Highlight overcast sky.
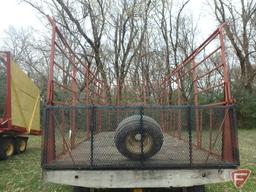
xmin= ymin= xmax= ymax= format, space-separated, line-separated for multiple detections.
xmin=0 ymin=0 xmax=218 ymax=45
xmin=0 ymin=0 xmax=40 ymax=36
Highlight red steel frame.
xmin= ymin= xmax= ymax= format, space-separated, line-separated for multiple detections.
xmin=160 ymin=24 xmax=234 ymax=161
xmin=46 ymin=17 xmax=236 ymax=163
xmin=0 ymin=51 xmax=41 ymax=135
xmin=0 ymin=52 xmax=12 ymax=132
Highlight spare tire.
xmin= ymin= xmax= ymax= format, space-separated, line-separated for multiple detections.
xmin=114 ymin=115 xmax=163 ymax=160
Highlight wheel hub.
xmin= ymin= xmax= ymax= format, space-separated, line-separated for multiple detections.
xmin=125 ymin=132 xmax=153 ymax=155
xmin=6 ymin=143 xmax=14 ymax=157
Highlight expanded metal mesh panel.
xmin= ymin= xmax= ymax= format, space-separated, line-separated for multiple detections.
xmin=43 ymin=105 xmax=239 ymax=170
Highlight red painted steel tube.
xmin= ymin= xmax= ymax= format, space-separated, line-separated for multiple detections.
xmin=47 ymin=16 xmax=57 ymax=105
xmin=194 ymin=63 xmax=224 ymax=82
xmin=192 ymin=59 xmax=200 ymax=147
xmin=53 ymin=61 xmax=77 ymax=81
xmin=55 ymin=31 xmax=105 ymax=85
xmin=5 ymin=52 xmax=12 ymax=128
xmin=55 ymin=115 xmax=76 ymax=165
xmin=143 ymin=78 xmax=146 ymax=104
xmin=86 ymin=67 xmax=90 ymax=140
xmin=219 ymin=28 xmax=232 ymax=104
xmin=195 ymin=82 xmax=225 ymax=95
xmin=107 ymin=111 xmax=110 ymax=133
xmin=52 ymin=80 xmax=76 ymax=94
xmin=55 ymin=42 xmax=104 ymax=86
xmin=203 ymin=101 xmax=226 ymax=107
xmin=199 ymin=110 xmax=203 ymax=148
xmin=98 ymin=111 xmax=102 ymax=132
xmin=51 ymin=101 xmax=71 ymax=106
xmin=196 ymin=46 xmax=221 ymax=67
xmin=0 ymin=52 xmax=11 ymax=129
xmin=172 ymin=111 xmax=176 ymax=137
xmin=161 ymin=28 xmax=221 ymax=86
xmin=71 ymin=52 xmax=77 ymax=148
xmin=46 ymin=111 xmax=56 ymax=162
xmin=210 ymin=109 xmax=229 ymax=156
xmin=61 ymin=110 xmax=65 ymax=154
xmin=177 ymin=136 xmax=222 ymax=159
xmin=209 ymin=109 xmax=213 ymax=153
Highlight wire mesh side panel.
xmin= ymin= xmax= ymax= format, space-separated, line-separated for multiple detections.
xmin=43 ymin=105 xmax=239 ymax=170
xmin=43 ymin=106 xmax=92 ymax=168
xmin=190 ymin=106 xmax=227 ymax=166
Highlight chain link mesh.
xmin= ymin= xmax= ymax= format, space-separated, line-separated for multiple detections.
xmin=43 ymin=105 xmax=239 ymax=170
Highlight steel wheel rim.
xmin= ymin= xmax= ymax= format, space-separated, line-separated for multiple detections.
xmin=6 ymin=143 xmax=14 ymax=157
xmin=125 ymin=132 xmax=153 ymax=155
xmin=19 ymin=140 xmax=26 ymax=152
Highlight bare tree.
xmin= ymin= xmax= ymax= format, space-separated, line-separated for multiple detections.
xmin=2 ymin=26 xmax=50 ymax=101
xmin=213 ymin=0 xmax=256 ymax=91
xmin=53 ymin=0 xmax=112 ymax=102
xmin=155 ymin=0 xmax=196 ymax=103
xmin=21 ymin=0 xmax=201 ymax=105
xmin=107 ymin=0 xmax=152 ymax=103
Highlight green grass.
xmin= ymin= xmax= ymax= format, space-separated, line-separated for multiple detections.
xmin=206 ymin=129 xmax=256 ymax=192
xmin=0 ymin=137 xmax=71 ymax=192
xmin=0 ymin=129 xmax=255 ymax=192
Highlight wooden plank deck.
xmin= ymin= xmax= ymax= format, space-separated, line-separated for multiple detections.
xmin=52 ymin=131 xmax=225 ymax=167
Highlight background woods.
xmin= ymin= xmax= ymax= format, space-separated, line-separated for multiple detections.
xmin=1 ymin=0 xmax=256 ymax=128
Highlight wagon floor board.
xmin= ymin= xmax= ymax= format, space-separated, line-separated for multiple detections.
xmin=51 ymin=131 xmax=225 ymax=167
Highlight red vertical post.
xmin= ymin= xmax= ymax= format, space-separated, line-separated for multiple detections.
xmin=160 ymin=84 xmax=164 ymax=132
xmin=99 ymin=111 xmax=102 ymax=133
xmin=199 ymin=109 xmax=203 ymax=148
xmin=162 ymin=82 xmax=168 ymax=132
xmin=107 ymin=111 xmax=110 ymax=131
xmin=61 ymin=110 xmax=65 ymax=154
xmin=47 ymin=111 xmax=56 ymax=162
xmin=143 ymin=78 xmax=146 ymax=104
xmin=46 ymin=16 xmax=57 ymax=162
xmin=93 ymin=79 xmax=96 ymax=103
xmin=176 ymin=73 xmax=182 ymax=139
xmin=116 ymin=78 xmax=120 ymax=125
xmin=85 ymin=67 xmax=90 ymax=140
xmin=219 ymin=26 xmax=233 ymax=162
xmin=172 ymin=111 xmax=176 ymax=137
xmin=47 ymin=16 xmax=57 ymax=105
xmin=209 ymin=108 xmax=213 ymax=153
xmin=166 ymin=108 xmax=170 ymax=133
xmin=116 ymin=78 xmax=120 ymax=106
xmin=219 ymin=28 xmax=232 ymax=104
xmin=5 ymin=52 xmax=12 ymax=128
xmin=192 ymin=59 xmax=200 ymax=148
xmin=70 ymin=52 xmax=77 ymax=148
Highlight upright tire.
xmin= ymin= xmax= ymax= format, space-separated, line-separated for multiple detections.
xmin=15 ymin=137 xmax=28 ymax=154
xmin=114 ymin=115 xmax=163 ymax=160
xmin=0 ymin=138 xmax=15 ymax=160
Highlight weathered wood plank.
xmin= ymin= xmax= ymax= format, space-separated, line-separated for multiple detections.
xmin=44 ymin=169 xmax=234 ymax=188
